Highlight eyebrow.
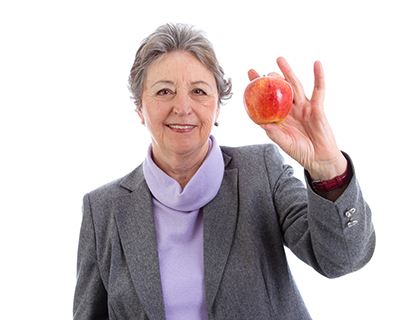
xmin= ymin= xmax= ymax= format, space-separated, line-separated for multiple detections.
xmin=191 ymin=81 xmax=212 ymax=90
xmin=151 ymin=80 xmax=212 ymax=90
xmin=151 ymin=80 xmax=174 ymax=88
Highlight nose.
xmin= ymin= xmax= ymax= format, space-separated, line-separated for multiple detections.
xmin=173 ymin=91 xmax=192 ymax=116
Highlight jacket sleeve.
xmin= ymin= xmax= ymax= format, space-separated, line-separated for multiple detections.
xmin=73 ymin=194 xmax=108 ymax=319
xmin=271 ymin=151 xmax=375 ymax=278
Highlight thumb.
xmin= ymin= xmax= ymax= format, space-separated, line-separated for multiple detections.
xmin=248 ymin=69 xmax=260 ymax=81
xmin=260 ymin=123 xmax=287 ymax=147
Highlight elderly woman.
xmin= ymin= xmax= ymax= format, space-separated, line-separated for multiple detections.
xmin=73 ymin=23 xmax=375 ymax=319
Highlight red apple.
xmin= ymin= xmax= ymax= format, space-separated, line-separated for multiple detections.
xmin=243 ymin=76 xmax=293 ymax=125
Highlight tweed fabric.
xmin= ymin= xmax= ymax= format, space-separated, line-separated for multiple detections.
xmin=73 ymin=143 xmax=375 ymax=320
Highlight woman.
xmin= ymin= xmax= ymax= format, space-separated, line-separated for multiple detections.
xmin=73 ymin=23 xmax=375 ymax=319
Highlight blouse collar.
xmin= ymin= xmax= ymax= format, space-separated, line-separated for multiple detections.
xmin=143 ymin=135 xmax=224 ymax=212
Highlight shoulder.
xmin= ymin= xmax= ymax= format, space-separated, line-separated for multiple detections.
xmin=81 ymin=164 xmax=147 ymax=230
xmin=220 ymin=143 xmax=294 ymax=189
xmin=221 ymin=143 xmax=283 ymax=160
xmin=220 ymin=142 xmax=279 ymax=156
xmin=220 ymin=143 xmax=286 ymax=171
xmin=85 ymin=163 xmax=145 ymax=202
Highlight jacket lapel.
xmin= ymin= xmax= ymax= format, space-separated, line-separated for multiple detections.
xmin=113 ymin=152 xmax=239 ymax=318
xmin=114 ymin=167 xmax=166 ymax=320
xmin=203 ymin=152 xmax=239 ymax=313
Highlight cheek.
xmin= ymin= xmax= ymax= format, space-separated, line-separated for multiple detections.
xmin=141 ymin=97 xmax=164 ymax=123
xmin=199 ymin=105 xmax=219 ymax=129
xmin=207 ymin=101 xmax=220 ymax=122
xmin=215 ymin=106 xmax=220 ymax=120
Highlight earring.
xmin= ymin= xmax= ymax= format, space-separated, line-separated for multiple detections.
xmin=214 ymin=121 xmax=219 ymax=127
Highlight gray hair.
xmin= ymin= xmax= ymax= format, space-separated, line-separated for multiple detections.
xmin=128 ymin=23 xmax=233 ymax=110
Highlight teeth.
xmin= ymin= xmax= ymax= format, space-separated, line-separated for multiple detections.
xmin=168 ymin=125 xmax=194 ymax=129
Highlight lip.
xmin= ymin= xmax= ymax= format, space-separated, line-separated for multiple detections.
xmin=166 ymin=124 xmax=196 ymax=133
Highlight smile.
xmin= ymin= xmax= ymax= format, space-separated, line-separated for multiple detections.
xmin=167 ymin=125 xmax=195 ymax=129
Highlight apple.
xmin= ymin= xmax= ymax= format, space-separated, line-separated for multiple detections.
xmin=243 ymin=76 xmax=293 ymax=125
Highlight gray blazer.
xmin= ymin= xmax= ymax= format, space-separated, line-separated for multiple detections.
xmin=73 ymin=144 xmax=375 ymax=320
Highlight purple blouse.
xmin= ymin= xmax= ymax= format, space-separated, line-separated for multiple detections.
xmin=143 ymin=135 xmax=224 ymax=320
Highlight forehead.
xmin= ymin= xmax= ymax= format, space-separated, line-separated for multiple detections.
xmin=145 ymin=51 xmax=216 ymax=85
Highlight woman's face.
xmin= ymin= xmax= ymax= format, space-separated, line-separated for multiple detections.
xmin=139 ymin=50 xmax=220 ymax=161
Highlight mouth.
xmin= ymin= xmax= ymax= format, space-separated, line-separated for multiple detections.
xmin=167 ymin=124 xmax=195 ymax=130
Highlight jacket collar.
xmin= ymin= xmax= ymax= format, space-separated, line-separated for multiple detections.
xmin=203 ymin=160 xmax=238 ymax=314
xmin=119 ymin=151 xmax=233 ymax=192
xmin=114 ymin=150 xmax=238 ymax=318
xmin=113 ymin=173 xmax=166 ymax=320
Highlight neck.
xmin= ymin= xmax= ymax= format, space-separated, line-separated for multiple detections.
xmin=151 ymin=144 xmax=210 ymax=190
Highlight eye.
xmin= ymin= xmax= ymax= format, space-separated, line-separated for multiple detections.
xmin=193 ymin=88 xmax=206 ymax=95
xmin=157 ymin=89 xmax=173 ymax=95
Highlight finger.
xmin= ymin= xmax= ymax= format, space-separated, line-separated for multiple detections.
xmin=276 ymin=57 xmax=306 ymax=102
xmin=259 ymin=123 xmax=287 ymax=149
xmin=310 ymin=60 xmax=325 ymax=104
xmin=248 ymin=69 xmax=260 ymax=81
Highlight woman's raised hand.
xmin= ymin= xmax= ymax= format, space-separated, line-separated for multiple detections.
xmin=248 ymin=57 xmax=347 ymax=181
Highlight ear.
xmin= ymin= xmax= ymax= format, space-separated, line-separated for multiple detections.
xmin=215 ymin=106 xmax=220 ymax=123
xmin=136 ymin=108 xmax=145 ymax=125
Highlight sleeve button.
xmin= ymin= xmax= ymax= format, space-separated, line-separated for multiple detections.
xmin=345 ymin=208 xmax=356 ymax=218
xmin=347 ymin=220 xmax=358 ymax=228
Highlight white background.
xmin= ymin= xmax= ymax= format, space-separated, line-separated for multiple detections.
xmin=1 ymin=0 xmax=399 ymax=318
